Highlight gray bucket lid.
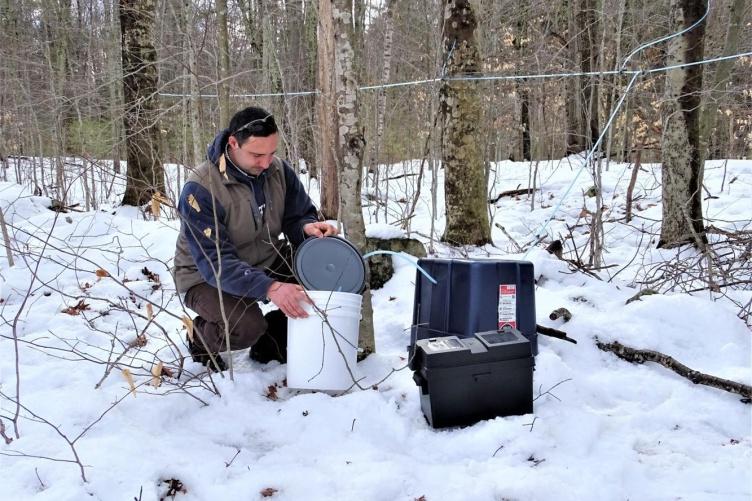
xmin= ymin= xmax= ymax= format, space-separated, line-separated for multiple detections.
xmin=294 ymin=236 xmax=366 ymax=293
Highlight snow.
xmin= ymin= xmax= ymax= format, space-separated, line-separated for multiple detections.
xmin=0 ymin=156 xmax=750 ymax=500
xmin=365 ymin=223 xmax=406 ymax=240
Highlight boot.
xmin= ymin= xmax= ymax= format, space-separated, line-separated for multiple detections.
xmin=250 ymin=310 xmax=288 ymax=364
xmin=187 ymin=321 xmax=227 ymax=372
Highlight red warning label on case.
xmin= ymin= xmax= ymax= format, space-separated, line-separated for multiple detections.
xmin=498 ymin=284 xmax=517 ymax=330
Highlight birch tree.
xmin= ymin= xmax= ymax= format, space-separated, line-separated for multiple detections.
xmin=331 ymin=0 xmax=375 ymax=355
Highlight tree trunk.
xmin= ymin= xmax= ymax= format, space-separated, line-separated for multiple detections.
xmin=316 ymin=0 xmax=339 ymax=218
xmin=183 ymin=0 xmax=203 ymax=168
xmin=216 ymin=0 xmax=231 ymax=128
xmin=440 ymin=0 xmax=490 ymax=246
xmin=366 ymin=0 xmax=396 ymax=173
xmin=299 ymin=1 xmax=319 ymax=177
xmin=577 ymin=0 xmax=599 ymax=149
xmin=565 ymin=0 xmax=585 ymax=154
xmin=659 ymin=0 xmax=707 ymax=249
xmin=513 ymin=19 xmax=531 ymax=161
xmin=119 ymin=0 xmax=165 ymax=206
xmin=331 ymin=0 xmax=375 ymax=356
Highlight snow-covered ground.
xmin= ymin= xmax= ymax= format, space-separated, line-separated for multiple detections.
xmin=0 ymin=156 xmax=750 ymax=500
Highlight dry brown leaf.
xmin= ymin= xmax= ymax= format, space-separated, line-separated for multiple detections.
xmin=151 ymin=196 xmax=161 ymax=219
xmin=152 ymin=192 xmax=170 ymax=204
xmin=182 ymin=315 xmax=194 ymax=342
xmin=145 ymin=303 xmax=154 ymax=321
xmin=95 ymin=269 xmax=110 ymax=278
xmin=218 ymin=155 xmax=228 ymax=180
xmin=62 ymin=299 xmax=90 ymax=316
xmin=130 ymin=334 xmax=147 ymax=348
xmin=122 ymin=368 xmax=136 ymax=397
xmin=260 ymin=487 xmax=278 ymax=498
xmin=187 ymin=193 xmax=201 ymax=212
xmin=151 ymin=361 xmax=164 ymax=388
xmin=203 ymin=227 xmax=212 ymax=239
xmin=265 ymin=384 xmax=278 ymax=401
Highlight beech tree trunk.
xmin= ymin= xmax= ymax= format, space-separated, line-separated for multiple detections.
xmin=316 ymin=0 xmax=339 ymax=218
xmin=119 ymin=0 xmax=165 ymax=206
xmin=659 ymin=0 xmax=707 ymax=249
xmin=216 ymin=0 xmax=231 ymax=128
xmin=440 ymin=0 xmax=490 ymax=246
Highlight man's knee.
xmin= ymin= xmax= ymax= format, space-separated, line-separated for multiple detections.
xmin=229 ymin=310 xmax=268 ymax=349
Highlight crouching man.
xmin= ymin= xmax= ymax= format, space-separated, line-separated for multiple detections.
xmin=173 ymin=106 xmax=337 ymax=371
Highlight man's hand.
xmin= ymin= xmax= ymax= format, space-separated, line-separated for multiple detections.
xmin=303 ymin=221 xmax=338 ymax=238
xmin=266 ymin=281 xmax=312 ymax=319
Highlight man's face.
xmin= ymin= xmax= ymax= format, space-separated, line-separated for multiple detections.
xmin=228 ymin=133 xmax=279 ymax=176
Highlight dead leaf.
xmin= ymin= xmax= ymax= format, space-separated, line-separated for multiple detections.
xmin=146 ymin=303 xmax=153 ymax=320
xmin=260 ymin=487 xmax=278 ymax=498
xmin=122 ymin=368 xmax=136 ymax=397
xmin=95 ymin=269 xmax=110 ymax=278
xmin=130 ymin=334 xmax=147 ymax=348
xmin=203 ymin=227 xmax=212 ymax=239
xmin=218 ymin=155 xmax=228 ymax=180
xmin=153 ymin=192 xmax=170 ymax=204
xmin=265 ymin=385 xmax=278 ymax=401
xmin=62 ymin=299 xmax=90 ymax=316
xmin=162 ymin=478 xmax=186 ymax=497
xmin=182 ymin=315 xmax=194 ymax=342
xmin=151 ymin=196 xmax=161 ymax=219
xmin=151 ymin=361 xmax=163 ymax=388
xmin=187 ymin=193 xmax=201 ymax=212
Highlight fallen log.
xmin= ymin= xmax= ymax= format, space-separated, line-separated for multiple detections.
xmin=595 ymin=338 xmax=751 ymax=402
xmin=488 ymin=187 xmax=538 ymax=204
xmin=536 ymin=324 xmax=577 ymax=344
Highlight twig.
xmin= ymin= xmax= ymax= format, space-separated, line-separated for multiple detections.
xmin=0 ymin=417 xmax=13 ymax=444
xmin=494 ymin=223 xmax=523 ymax=252
xmin=595 ymin=338 xmax=752 ymax=401
xmin=533 ymin=379 xmax=572 ymax=402
xmin=224 ymin=448 xmax=241 ymax=468
xmin=523 ymin=416 xmax=538 ymax=432
xmin=0 ymin=390 xmax=88 ymax=482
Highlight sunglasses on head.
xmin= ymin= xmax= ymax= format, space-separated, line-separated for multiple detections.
xmin=232 ymin=114 xmax=274 ymax=136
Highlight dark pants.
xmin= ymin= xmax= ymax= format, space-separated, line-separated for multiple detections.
xmin=184 ymin=244 xmax=297 ymax=361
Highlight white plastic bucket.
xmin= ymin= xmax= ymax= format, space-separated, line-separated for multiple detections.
xmin=287 ymin=291 xmax=362 ymax=391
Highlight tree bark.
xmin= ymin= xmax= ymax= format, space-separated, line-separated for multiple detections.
xmin=658 ymin=0 xmax=707 ymax=249
xmin=577 ymin=0 xmax=599 ymax=149
xmin=216 ymin=0 xmax=231 ymax=128
xmin=331 ymin=0 xmax=375 ymax=356
xmin=366 ymin=0 xmax=396 ymax=173
xmin=440 ymin=0 xmax=490 ymax=246
xmin=565 ymin=0 xmax=585 ymax=154
xmin=119 ymin=0 xmax=165 ymax=206
xmin=513 ymin=18 xmax=531 ymax=161
xmin=316 ymin=0 xmax=339 ymax=218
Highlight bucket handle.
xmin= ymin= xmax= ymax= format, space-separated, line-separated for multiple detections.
xmin=361 ymin=250 xmax=438 ymax=285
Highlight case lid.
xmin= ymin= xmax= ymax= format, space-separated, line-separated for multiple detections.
xmin=414 ymin=329 xmax=532 ymax=369
xmin=294 ymin=236 xmax=366 ymax=293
